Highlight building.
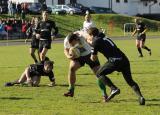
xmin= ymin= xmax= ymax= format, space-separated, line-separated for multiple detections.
xmin=45 ymin=0 xmax=160 ymax=15
xmin=1 ymin=0 xmax=159 ymax=15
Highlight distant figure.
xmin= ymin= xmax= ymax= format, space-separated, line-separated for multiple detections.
xmin=132 ymin=18 xmax=151 ymax=57
xmin=26 ymin=17 xmax=40 ymax=63
xmin=83 ymin=14 xmax=95 ymax=32
xmin=36 ymin=11 xmax=58 ymax=62
xmin=0 ymin=20 xmax=7 ymax=39
xmin=42 ymin=2 xmax=47 ymax=11
xmin=8 ymin=0 xmax=13 ymax=16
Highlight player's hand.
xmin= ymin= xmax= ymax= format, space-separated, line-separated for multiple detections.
xmin=36 ymin=34 xmax=40 ymax=39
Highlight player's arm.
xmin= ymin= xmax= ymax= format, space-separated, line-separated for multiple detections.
xmin=90 ymin=41 xmax=99 ymax=61
xmin=51 ymin=21 xmax=58 ymax=40
xmin=131 ymin=29 xmax=137 ymax=37
xmin=141 ymin=26 xmax=147 ymax=35
xmin=25 ymin=67 xmax=32 ymax=84
xmin=48 ymin=71 xmax=55 ymax=87
xmin=35 ymin=22 xmax=41 ymax=39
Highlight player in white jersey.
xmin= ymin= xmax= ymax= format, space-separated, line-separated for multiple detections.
xmin=63 ymin=32 xmax=102 ymax=97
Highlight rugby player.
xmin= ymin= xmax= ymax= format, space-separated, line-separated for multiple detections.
xmin=5 ymin=61 xmax=55 ymax=87
xmin=26 ymin=17 xmax=40 ymax=63
xmin=36 ymin=11 xmax=58 ymax=62
xmin=63 ymin=32 xmax=108 ymax=99
xmin=132 ymin=18 xmax=151 ymax=57
xmin=87 ymin=27 xmax=145 ymax=105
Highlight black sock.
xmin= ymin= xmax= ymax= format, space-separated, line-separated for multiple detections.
xmin=99 ymin=75 xmax=117 ymax=90
xmin=142 ymin=46 xmax=150 ymax=52
xmin=132 ymin=84 xmax=143 ymax=98
xmin=137 ymin=48 xmax=143 ymax=56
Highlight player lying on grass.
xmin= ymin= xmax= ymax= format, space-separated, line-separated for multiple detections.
xmin=87 ymin=27 xmax=145 ymax=105
xmin=63 ymin=32 xmax=109 ymax=99
xmin=5 ymin=60 xmax=55 ymax=87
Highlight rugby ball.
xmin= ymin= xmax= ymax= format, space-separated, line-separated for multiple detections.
xmin=69 ymin=47 xmax=80 ymax=58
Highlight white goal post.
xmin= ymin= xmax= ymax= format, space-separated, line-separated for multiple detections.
xmin=124 ymin=23 xmax=135 ymax=36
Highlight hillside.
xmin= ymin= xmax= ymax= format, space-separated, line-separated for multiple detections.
xmin=0 ymin=14 xmax=160 ymax=37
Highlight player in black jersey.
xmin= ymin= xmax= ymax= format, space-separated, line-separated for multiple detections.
xmin=132 ymin=18 xmax=151 ymax=57
xmin=26 ymin=17 xmax=40 ymax=63
xmin=87 ymin=27 xmax=145 ymax=105
xmin=36 ymin=11 xmax=58 ymax=62
xmin=5 ymin=61 xmax=55 ymax=87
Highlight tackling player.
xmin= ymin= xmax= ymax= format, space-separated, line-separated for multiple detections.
xmin=63 ymin=32 xmax=108 ymax=99
xmin=36 ymin=11 xmax=58 ymax=62
xmin=87 ymin=27 xmax=145 ymax=105
xmin=132 ymin=18 xmax=151 ymax=57
xmin=5 ymin=60 xmax=55 ymax=87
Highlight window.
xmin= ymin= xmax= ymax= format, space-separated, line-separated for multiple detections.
xmin=116 ymin=0 xmax=120 ymax=3
xmin=124 ymin=0 xmax=128 ymax=3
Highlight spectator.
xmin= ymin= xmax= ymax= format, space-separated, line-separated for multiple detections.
xmin=8 ymin=0 xmax=13 ymax=16
xmin=42 ymin=2 xmax=47 ymax=11
xmin=21 ymin=20 xmax=27 ymax=39
xmin=0 ymin=20 xmax=7 ymax=39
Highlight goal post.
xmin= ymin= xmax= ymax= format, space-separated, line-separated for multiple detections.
xmin=124 ymin=23 xmax=135 ymax=36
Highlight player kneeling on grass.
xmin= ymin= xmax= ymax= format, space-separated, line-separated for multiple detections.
xmin=87 ymin=27 xmax=145 ymax=105
xmin=5 ymin=61 xmax=55 ymax=87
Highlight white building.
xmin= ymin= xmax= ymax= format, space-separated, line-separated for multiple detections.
xmin=10 ymin=0 xmax=38 ymax=3
xmin=10 ymin=0 xmax=160 ymax=15
xmin=78 ymin=0 xmax=160 ymax=15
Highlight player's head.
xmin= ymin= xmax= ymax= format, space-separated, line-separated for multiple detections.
xmin=42 ymin=11 xmax=48 ymax=21
xmin=68 ymin=33 xmax=79 ymax=47
xmin=87 ymin=27 xmax=99 ymax=37
xmin=85 ymin=14 xmax=91 ymax=22
xmin=134 ymin=18 xmax=140 ymax=24
xmin=86 ymin=27 xmax=99 ymax=44
xmin=44 ymin=60 xmax=54 ymax=73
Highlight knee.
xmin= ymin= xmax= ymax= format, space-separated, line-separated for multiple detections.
xmin=136 ymin=44 xmax=140 ymax=48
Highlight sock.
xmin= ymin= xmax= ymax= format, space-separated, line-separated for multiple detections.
xmin=68 ymin=84 xmax=75 ymax=93
xmin=132 ymin=84 xmax=143 ymax=98
xmin=137 ymin=48 xmax=143 ymax=56
xmin=97 ymin=79 xmax=107 ymax=96
xmin=142 ymin=46 xmax=150 ymax=52
xmin=99 ymin=75 xmax=117 ymax=90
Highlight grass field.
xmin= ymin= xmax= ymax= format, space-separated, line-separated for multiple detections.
xmin=0 ymin=38 xmax=160 ymax=115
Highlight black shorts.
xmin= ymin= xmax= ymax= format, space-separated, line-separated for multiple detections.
xmin=39 ymin=40 xmax=51 ymax=52
xmin=31 ymin=38 xmax=39 ymax=49
xmin=137 ymin=34 xmax=146 ymax=42
xmin=74 ymin=54 xmax=100 ymax=69
xmin=97 ymin=56 xmax=131 ymax=77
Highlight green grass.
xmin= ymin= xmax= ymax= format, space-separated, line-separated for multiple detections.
xmin=1 ymin=14 xmax=160 ymax=37
xmin=0 ymin=38 xmax=160 ymax=115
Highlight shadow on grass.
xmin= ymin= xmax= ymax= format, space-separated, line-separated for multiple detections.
xmin=39 ymin=84 xmax=89 ymax=87
xmin=0 ymin=97 xmax=32 ymax=100
xmin=112 ymin=98 xmax=160 ymax=106
xmin=77 ymin=73 xmax=94 ymax=76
